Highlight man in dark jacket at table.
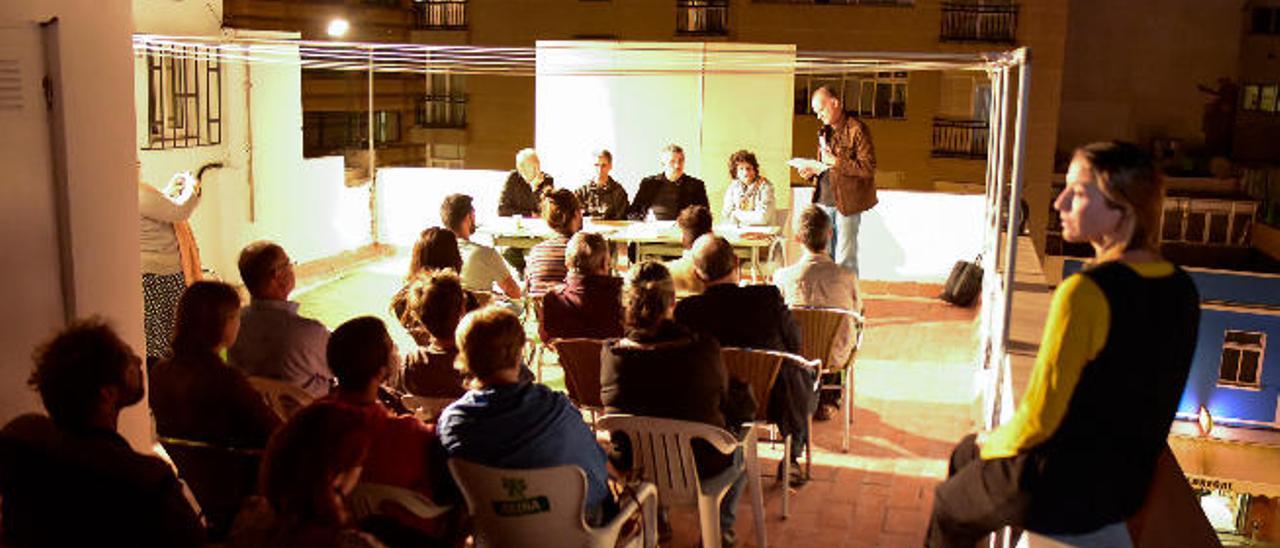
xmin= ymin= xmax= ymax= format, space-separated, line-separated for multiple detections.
xmin=674 ymin=235 xmax=816 ymax=486
xmin=497 ymin=148 xmax=556 ymax=274
xmin=627 ymin=144 xmax=709 ymax=221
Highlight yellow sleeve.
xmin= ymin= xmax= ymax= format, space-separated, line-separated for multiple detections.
xmin=980 ymin=274 xmax=1110 ymax=459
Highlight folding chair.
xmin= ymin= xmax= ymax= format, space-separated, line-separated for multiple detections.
xmin=790 ymin=305 xmax=865 ymax=452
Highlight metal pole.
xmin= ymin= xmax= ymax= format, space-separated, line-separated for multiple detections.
xmin=368 ymin=47 xmax=378 ymax=243
xmin=999 ymin=47 xmax=1031 ymax=349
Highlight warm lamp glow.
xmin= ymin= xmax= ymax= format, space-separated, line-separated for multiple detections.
xmin=326 ymin=19 xmax=350 ymax=38
xmin=1197 ymin=405 xmax=1213 ymax=437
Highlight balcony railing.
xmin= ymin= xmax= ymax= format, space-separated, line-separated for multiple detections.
xmin=931 ymin=118 xmax=989 ymax=159
xmin=416 ymin=94 xmax=467 ymax=128
xmin=413 ymin=0 xmax=467 ymax=30
xmin=677 ymin=0 xmax=729 ymax=36
xmin=940 ymin=2 xmax=1018 ymax=44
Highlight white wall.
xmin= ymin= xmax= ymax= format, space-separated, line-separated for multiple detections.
xmin=377 ymin=167 xmax=510 ymax=247
xmin=793 ymin=188 xmax=986 ymax=283
xmin=1 ymin=1 xmax=150 ymax=449
xmin=534 ymin=41 xmax=794 ymax=219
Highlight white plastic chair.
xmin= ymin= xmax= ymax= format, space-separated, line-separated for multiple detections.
xmin=597 ymin=414 xmax=767 ymax=548
xmin=401 ymin=394 xmax=456 ymax=422
xmin=347 ymin=481 xmax=454 ymax=523
xmin=789 ymin=305 xmax=866 ymax=453
xmin=448 ymin=459 xmax=658 ymax=548
xmin=245 ymin=376 xmax=314 ymax=421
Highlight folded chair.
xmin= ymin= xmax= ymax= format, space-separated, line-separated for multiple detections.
xmin=448 ymin=458 xmax=658 ymax=548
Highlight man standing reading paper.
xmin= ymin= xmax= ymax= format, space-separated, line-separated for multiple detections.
xmin=796 ymin=86 xmax=877 ymax=276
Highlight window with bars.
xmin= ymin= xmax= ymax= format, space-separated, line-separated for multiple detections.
xmin=751 ymin=0 xmax=912 ymax=4
xmin=1243 ymin=84 xmax=1279 ymax=114
xmin=796 ymin=72 xmax=908 ymax=119
xmin=303 ymin=110 xmax=403 ymax=158
xmin=1218 ymin=330 xmax=1266 ymax=389
xmin=1253 ymin=7 xmax=1280 ymax=35
xmin=417 ymin=73 xmax=467 ymax=128
xmin=677 ymin=0 xmax=730 ymax=36
xmin=413 ymin=0 xmax=468 ymax=30
xmin=144 ymin=46 xmax=222 ymax=150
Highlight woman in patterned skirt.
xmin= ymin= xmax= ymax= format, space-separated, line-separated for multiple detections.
xmin=139 ymin=168 xmax=204 ymax=363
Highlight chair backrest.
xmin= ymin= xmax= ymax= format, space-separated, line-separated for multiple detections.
xmin=246 ymin=376 xmax=314 ymax=421
xmin=402 ymin=394 xmax=456 ymax=422
xmin=448 ymin=458 xmax=605 ymax=548
xmin=159 ymin=437 xmax=262 ymax=540
xmin=551 ymin=338 xmax=606 ymax=409
xmin=596 ymin=414 xmax=738 ymax=507
xmin=347 ymin=481 xmax=453 ymax=523
xmin=789 ymin=306 xmax=865 ymax=372
xmin=719 ymin=347 xmax=785 ymax=422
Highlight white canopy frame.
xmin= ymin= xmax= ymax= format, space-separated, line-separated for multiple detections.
xmin=132 ymin=34 xmax=1029 ymax=435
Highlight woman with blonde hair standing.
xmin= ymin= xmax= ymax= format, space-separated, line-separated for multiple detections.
xmin=927 ymin=141 xmax=1201 ymax=546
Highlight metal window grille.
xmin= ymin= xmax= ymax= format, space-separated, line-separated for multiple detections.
xmin=1219 ymin=330 xmax=1265 ymax=388
xmin=676 ymin=0 xmax=729 ymax=36
xmin=940 ymin=2 xmax=1018 ymax=44
xmin=796 ymin=72 xmax=907 ymax=120
xmin=145 ymin=45 xmax=222 ymax=150
xmin=1160 ymin=198 xmax=1258 ymax=247
xmin=751 ymin=0 xmax=912 ymax=4
xmin=931 ymin=118 xmax=989 ymax=159
xmin=413 ymin=0 xmax=468 ymax=30
xmin=415 ymin=94 xmax=467 ymax=128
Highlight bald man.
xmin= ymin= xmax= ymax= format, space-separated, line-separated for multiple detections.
xmin=798 ymin=86 xmax=877 ymax=277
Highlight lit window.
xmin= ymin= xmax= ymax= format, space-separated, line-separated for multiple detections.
xmin=796 ymin=72 xmax=909 ymax=120
xmin=144 ymin=45 xmax=222 ymax=150
xmin=1218 ymin=330 xmax=1265 ymax=388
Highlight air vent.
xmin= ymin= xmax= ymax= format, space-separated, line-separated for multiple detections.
xmin=0 ymin=58 xmax=21 ymax=112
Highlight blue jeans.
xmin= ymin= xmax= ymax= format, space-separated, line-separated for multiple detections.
xmin=720 ymin=448 xmax=746 ymax=533
xmin=818 ymin=204 xmax=862 ymax=277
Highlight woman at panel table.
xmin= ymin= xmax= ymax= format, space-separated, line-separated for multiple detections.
xmin=926 ymin=141 xmax=1201 ymax=547
xmin=720 ymin=149 xmax=776 ymax=226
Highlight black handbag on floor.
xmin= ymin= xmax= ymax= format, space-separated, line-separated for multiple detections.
xmin=941 ymin=255 xmax=983 ymax=307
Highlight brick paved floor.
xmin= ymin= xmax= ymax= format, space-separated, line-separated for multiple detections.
xmin=295 ymin=255 xmax=981 ymax=548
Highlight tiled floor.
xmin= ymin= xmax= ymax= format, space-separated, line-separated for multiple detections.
xmin=294 ymin=253 xmax=987 ymax=548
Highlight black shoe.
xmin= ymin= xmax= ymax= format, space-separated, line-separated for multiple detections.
xmin=722 ymin=528 xmax=737 ymax=548
xmin=814 ymin=403 xmax=837 ymax=422
xmin=775 ymin=460 xmax=808 ymax=488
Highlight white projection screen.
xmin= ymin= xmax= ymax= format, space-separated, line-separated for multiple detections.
xmin=534 ymin=41 xmax=795 ymax=221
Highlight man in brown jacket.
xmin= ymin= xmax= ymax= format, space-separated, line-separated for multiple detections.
xmin=799 ymin=86 xmax=877 ymax=276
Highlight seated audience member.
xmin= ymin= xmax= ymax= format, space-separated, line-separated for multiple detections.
xmin=229 ymin=404 xmax=381 ymax=548
xmin=498 ymin=148 xmax=555 ymax=218
xmin=540 ymin=231 xmax=624 ymax=341
xmin=229 ymin=241 xmax=334 ymax=398
xmin=390 ymin=227 xmax=476 ymax=345
xmin=772 ymin=205 xmax=861 ymax=420
xmin=601 ymin=261 xmax=753 ymax=546
xmin=152 ymin=280 xmax=281 ymax=448
xmin=675 ymin=235 xmax=813 ymax=485
xmin=441 ymin=193 xmax=522 ymax=300
xmin=627 ymin=144 xmax=710 ymax=221
xmin=402 ymin=270 xmax=469 ymax=398
xmin=664 ymin=205 xmax=714 ymax=296
xmin=0 ymin=319 xmax=204 ymax=547
xmin=320 ymin=317 xmax=456 ymax=543
xmin=437 ymin=306 xmax=611 ymax=523
xmin=525 ymin=189 xmax=583 ymax=296
xmin=721 ymin=149 xmax=776 ymax=226
xmin=498 ymin=148 xmax=556 ymax=275
xmin=926 ymin=142 xmax=1201 ymax=547
xmin=574 ymin=149 xmax=629 ymax=220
